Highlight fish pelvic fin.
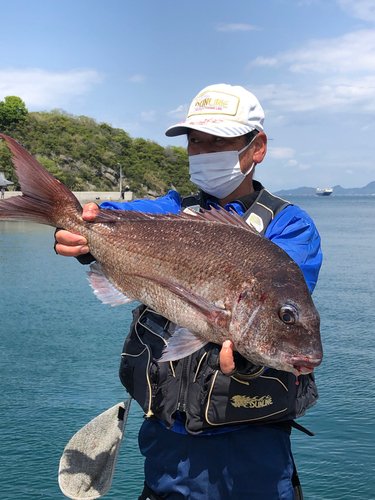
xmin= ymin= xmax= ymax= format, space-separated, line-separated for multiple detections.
xmin=87 ymin=262 xmax=136 ymax=306
xmin=0 ymin=134 xmax=82 ymax=226
xmin=159 ymin=327 xmax=208 ymax=362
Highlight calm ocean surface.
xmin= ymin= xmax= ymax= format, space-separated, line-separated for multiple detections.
xmin=1 ymin=195 xmax=375 ymax=500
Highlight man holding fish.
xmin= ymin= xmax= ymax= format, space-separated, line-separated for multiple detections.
xmin=55 ymin=84 xmax=323 ymax=500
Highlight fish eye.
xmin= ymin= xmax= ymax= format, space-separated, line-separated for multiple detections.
xmin=278 ymin=305 xmax=298 ymax=325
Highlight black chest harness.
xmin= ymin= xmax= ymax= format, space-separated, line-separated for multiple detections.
xmin=119 ymin=185 xmax=318 ymax=434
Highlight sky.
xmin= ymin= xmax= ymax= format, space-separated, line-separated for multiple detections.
xmin=1 ymin=0 xmax=375 ymax=191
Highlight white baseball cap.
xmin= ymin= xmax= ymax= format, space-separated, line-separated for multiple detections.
xmin=165 ymin=83 xmax=265 ymax=138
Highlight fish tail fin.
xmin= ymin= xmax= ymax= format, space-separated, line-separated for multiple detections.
xmin=0 ymin=134 xmax=82 ymax=227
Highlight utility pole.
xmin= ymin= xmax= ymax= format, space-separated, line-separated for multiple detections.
xmin=118 ymin=163 xmax=122 ymax=197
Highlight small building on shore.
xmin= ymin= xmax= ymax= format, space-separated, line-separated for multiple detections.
xmin=0 ymin=172 xmax=14 ymax=188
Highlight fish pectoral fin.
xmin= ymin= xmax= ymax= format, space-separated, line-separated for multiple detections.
xmin=87 ymin=262 xmax=136 ymax=306
xmin=132 ymin=272 xmax=230 ymax=327
xmin=159 ymin=327 xmax=208 ymax=362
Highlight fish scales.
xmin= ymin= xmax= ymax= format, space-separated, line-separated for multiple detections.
xmin=84 ymin=220 xmax=255 ymax=336
xmin=0 ymin=134 xmax=323 ymax=375
xmin=88 ymin=220 xmax=272 ymax=316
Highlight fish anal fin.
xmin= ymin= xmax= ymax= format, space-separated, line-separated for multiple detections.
xmin=159 ymin=327 xmax=208 ymax=362
xmin=87 ymin=262 xmax=135 ymax=306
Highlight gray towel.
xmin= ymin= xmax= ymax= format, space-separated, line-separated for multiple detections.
xmin=58 ymin=398 xmax=132 ymax=500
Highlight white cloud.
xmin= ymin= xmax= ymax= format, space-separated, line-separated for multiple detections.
xmin=129 ymin=74 xmax=146 ymax=83
xmin=249 ymin=24 xmax=375 ymax=123
xmin=336 ymin=0 xmax=375 ymax=23
xmin=285 ymin=30 xmax=375 ymax=74
xmin=361 ymin=122 xmax=375 ymax=130
xmin=0 ymin=68 xmax=103 ymax=108
xmin=249 ymin=57 xmax=278 ymax=68
xmin=141 ymin=110 xmax=156 ymax=122
xmin=246 ymin=15 xmax=375 ymax=122
xmin=248 ymin=75 xmax=375 ymax=114
xmin=250 ymin=29 xmax=375 ymax=75
xmin=216 ymin=23 xmax=261 ymax=32
xmin=266 ymin=148 xmax=311 ymax=172
xmin=297 ymin=0 xmax=321 ymax=5
xmin=286 ymin=160 xmax=298 ymax=167
xmin=267 ymin=147 xmax=296 ymax=159
xmin=299 ymin=151 xmax=317 ymax=157
xmin=167 ymin=104 xmax=188 ymax=119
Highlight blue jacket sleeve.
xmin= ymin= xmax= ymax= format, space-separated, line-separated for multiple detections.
xmin=100 ymin=190 xmax=182 ymax=214
xmin=265 ymin=205 xmax=322 ymax=294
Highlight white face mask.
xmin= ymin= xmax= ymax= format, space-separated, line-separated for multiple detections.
xmin=189 ymin=137 xmax=256 ymax=200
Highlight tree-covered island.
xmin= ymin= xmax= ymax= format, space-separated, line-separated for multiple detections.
xmin=0 ymin=96 xmax=195 ymax=198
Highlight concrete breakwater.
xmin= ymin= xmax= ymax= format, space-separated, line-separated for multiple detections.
xmin=1 ymin=191 xmax=133 ymax=203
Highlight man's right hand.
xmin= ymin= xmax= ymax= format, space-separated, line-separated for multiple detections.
xmin=55 ymin=202 xmax=99 ymax=257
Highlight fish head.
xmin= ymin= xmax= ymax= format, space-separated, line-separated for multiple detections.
xmin=230 ymin=280 xmax=323 ymax=376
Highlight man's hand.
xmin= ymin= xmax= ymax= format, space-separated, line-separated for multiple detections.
xmin=219 ymin=340 xmax=236 ymax=375
xmin=55 ymin=202 xmax=99 ymax=257
xmin=219 ymin=340 xmax=265 ymax=378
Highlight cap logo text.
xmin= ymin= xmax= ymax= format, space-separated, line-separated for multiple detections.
xmin=188 ymin=90 xmax=240 ymax=118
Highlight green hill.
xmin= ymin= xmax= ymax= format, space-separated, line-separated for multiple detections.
xmin=0 ymin=99 xmax=195 ymax=198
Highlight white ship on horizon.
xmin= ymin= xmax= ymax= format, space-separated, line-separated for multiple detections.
xmin=316 ymin=187 xmax=333 ymax=196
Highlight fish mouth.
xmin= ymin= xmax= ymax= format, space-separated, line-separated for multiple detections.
xmin=282 ymin=354 xmax=323 ymax=375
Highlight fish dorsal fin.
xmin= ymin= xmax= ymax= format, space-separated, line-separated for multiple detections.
xmin=87 ymin=262 xmax=136 ymax=306
xmin=92 ymin=206 xmax=259 ymax=234
xmin=92 ymin=208 xmax=159 ymax=223
xmin=197 ymin=207 xmax=259 ymax=233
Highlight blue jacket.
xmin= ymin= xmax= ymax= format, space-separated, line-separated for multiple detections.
xmin=106 ymin=188 xmax=322 ymax=499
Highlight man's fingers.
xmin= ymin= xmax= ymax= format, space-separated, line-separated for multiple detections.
xmin=55 ymin=243 xmax=89 ymax=257
xmin=55 ymin=229 xmax=87 ymax=246
xmin=220 ymin=340 xmax=236 ymax=375
xmin=82 ymin=202 xmax=100 ymax=221
xmin=54 ymin=230 xmax=89 ymax=257
xmin=53 ymin=204 xmax=97 ymax=257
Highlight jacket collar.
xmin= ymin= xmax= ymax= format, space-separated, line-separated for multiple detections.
xmin=201 ymin=180 xmax=264 ymax=211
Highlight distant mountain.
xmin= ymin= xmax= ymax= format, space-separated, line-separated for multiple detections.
xmin=330 ymin=181 xmax=375 ymax=195
xmin=274 ymin=181 xmax=375 ymax=197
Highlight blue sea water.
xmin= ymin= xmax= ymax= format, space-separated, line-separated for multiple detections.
xmin=0 ymin=195 xmax=375 ymax=500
